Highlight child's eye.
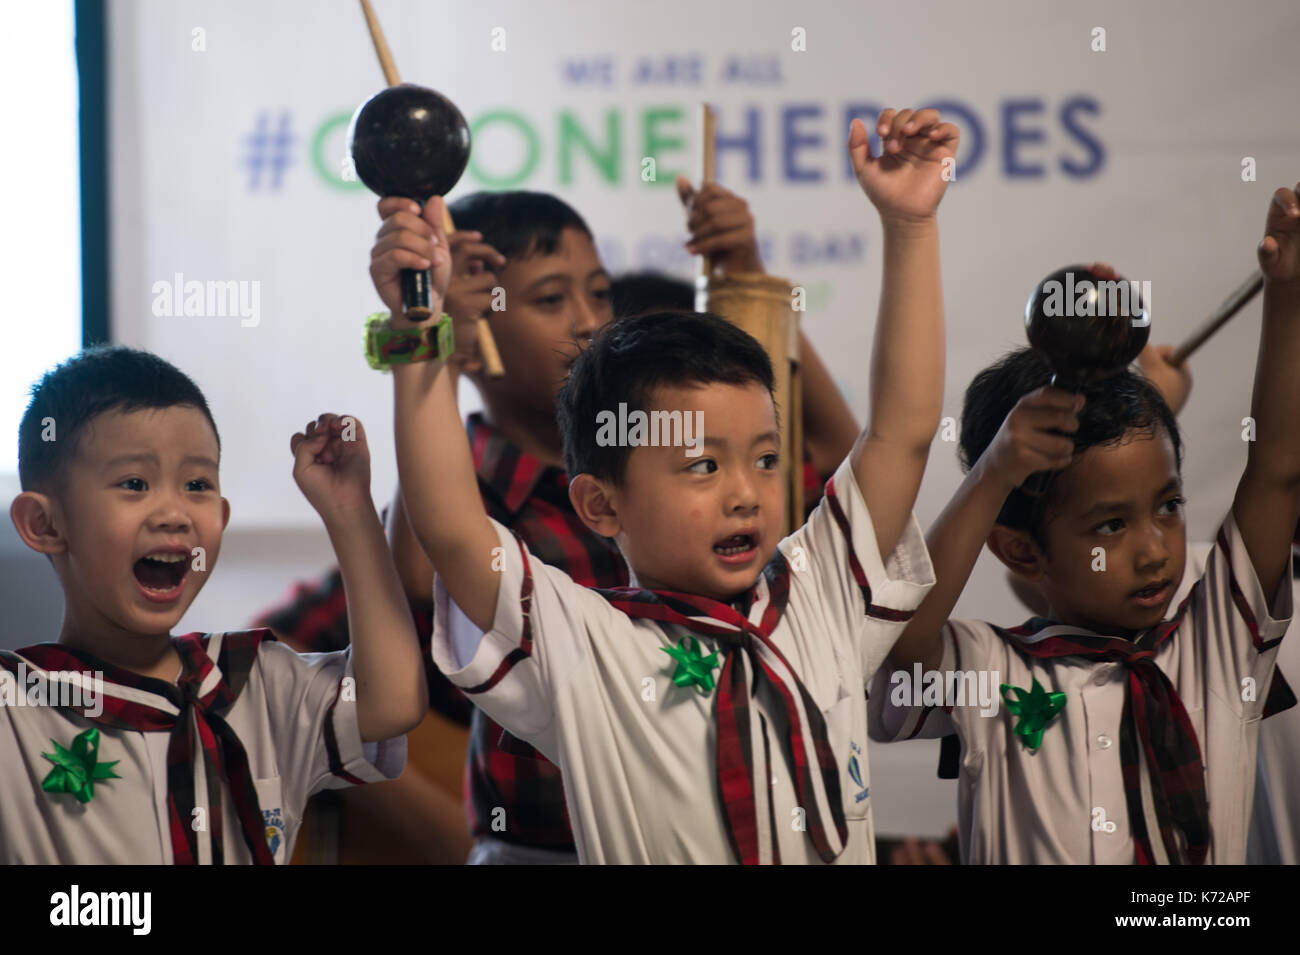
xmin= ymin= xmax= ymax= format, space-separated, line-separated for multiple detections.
xmin=592 ymin=287 xmax=611 ymax=301
xmin=186 ymin=478 xmax=213 ymax=492
xmin=1095 ymin=518 xmax=1123 ymax=536
xmin=1160 ymin=495 xmax=1185 ymax=516
xmin=687 ymin=458 xmax=717 ymax=475
xmin=757 ymin=453 xmax=779 ymax=470
xmin=535 ymin=294 xmax=564 ymax=307
xmin=118 ymin=477 xmax=147 ymax=492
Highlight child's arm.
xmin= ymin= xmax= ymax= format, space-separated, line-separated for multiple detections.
xmin=385 ymin=487 xmax=435 ymax=603
xmin=889 ymin=389 xmax=1081 ymax=672
xmin=1233 ymin=184 xmax=1300 ymax=600
xmin=675 ymin=177 xmax=860 ymax=474
xmin=290 ymin=413 xmax=428 ymax=741
xmin=382 ymin=230 xmax=505 ymax=603
xmin=846 ymin=109 xmax=958 ymax=562
xmin=370 ymin=196 xmax=501 ymax=632
xmin=1135 ymin=342 xmax=1193 ymax=415
xmin=796 ymin=336 xmax=861 ymax=478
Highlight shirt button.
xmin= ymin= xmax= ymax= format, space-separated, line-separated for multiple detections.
xmin=1097 ymin=734 xmax=1113 ymax=750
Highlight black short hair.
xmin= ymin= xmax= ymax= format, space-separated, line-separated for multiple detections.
xmin=959 ymin=347 xmax=1182 ymax=548
xmin=18 ymin=346 xmax=220 ymax=492
xmin=610 ymin=271 xmax=694 ymax=319
xmin=557 ymin=311 xmax=775 ymax=483
xmin=447 ymin=190 xmax=593 ymax=261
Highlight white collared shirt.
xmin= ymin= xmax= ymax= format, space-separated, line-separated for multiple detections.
xmin=432 ymin=455 xmax=935 ymax=864
xmin=0 ymin=635 xmax=404 ymax=863
xmin=869 ymin=509 xmax=1291 ymax=864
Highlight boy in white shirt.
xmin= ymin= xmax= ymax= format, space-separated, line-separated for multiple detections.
xmin=383 ymin=107 xmax=957 ymax=863
xmin=869 ymin=186 xmax=1300 ymax=863
xmin=3 ymin=348 xmax=423 ymax=863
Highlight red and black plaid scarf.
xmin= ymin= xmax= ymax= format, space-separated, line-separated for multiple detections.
xmin=596 ymin=553 xmax=848 ymax=865
xmin=1 ymin=631 xmax=274 ymax=864
xmin=995 ymin=615 xmax=1210 ymax=864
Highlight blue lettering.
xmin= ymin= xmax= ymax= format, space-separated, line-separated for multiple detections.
xmin=1059 ymin=96 xmax=1105 ymax=178
xmin=716 ymin=106 xmax=762 ymax=183
xmin=1002 ymin=98 xmax=1046 ymax=178
xmin=790 ymin=233 xmax=865 ymax=264
xmin=562 ymin=59 xmax=613 ymax=86
xmin=633 ymin=56 xmax=703 ymax=85
xmin=782 ymin=104 xmax=824 ymax=183
xmin=721 ymin=56 xmax=784 ymax=84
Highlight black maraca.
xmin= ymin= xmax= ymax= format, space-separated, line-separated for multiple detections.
xmin=348 ymin=84 xmax=470 ymax=321
xmin=1024 ymin=262 xmax=1150 ymax=388
xmin=1021 ymin=262 xmax=1150 ymax=494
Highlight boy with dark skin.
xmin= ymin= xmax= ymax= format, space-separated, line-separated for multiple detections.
xmin=874 ymin=185 xmax=1300 ymax=863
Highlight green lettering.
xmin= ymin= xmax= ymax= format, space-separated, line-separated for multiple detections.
xmin=468 ymin=110 xmax=540 ymax=188
xmin=559 ymin=109 xmax=621 ymax=185
xmin=641 ymin=106 xmax=686 ymax=187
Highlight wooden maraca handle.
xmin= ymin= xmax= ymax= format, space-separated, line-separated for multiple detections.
xmin=1168 ymin=269 xmax=1264 ymax=367
xmin=360 ymin=0 xmax=401 ymax=85
xmin=440 ymin=204 xmax=506 ymax=378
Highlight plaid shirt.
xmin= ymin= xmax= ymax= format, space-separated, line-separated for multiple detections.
xmin=463 ymin=414 xmax=629 ymax=848
xmin=254 ymin=545 xmax=473 ymax=728
xmin=256 ymin=415 xmax=824 ymax=851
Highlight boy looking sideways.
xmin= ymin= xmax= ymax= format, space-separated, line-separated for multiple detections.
xmin=388 ymin=107 xmax=956 ymax=863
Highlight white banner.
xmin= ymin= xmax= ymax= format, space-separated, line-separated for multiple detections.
xmin=109 ymin=0 xmax=1300 ymax=635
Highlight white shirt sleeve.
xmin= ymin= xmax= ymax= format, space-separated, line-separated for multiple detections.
xmin=1174 ymin=510 xmax=1293 ymax=718
xmin=781 ymin=454 xmax=935 ymax=683
xmin=256 ymin=640 xmax=407 ymax=808
xmin=867 ymin=621 xmax=991 ymax=742
xmin=429 ymin=517 xmax=617 ymax=761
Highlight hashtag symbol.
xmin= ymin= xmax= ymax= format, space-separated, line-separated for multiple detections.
xmin=242 ymin=112 xmax=294 ymax=191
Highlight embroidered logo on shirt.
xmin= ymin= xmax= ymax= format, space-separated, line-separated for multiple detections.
xmin=848 ymin=740 xmax=869 ymax=803
xmin=263 ymin=807 xmax=285 ymax=859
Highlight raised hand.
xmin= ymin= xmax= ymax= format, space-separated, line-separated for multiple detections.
xmin=291 ymin=413 xmax=373 ymax=521
xmin=984 ymin=387 xmax=1083 ymax=490
xmin=848 ymin=108 xmax=959 ymax=224
xmin=675 ymin=177 xmax=763 ymax=274
xmin=369 ymin=196 xmax=454 ymax=325
xmin=1258 ymin=183 xmax=1300 ymax=285
xmin=443 ymin=230 xmax=506 ymax=372
xmin=1136 ymin=343 xmax=1193 ymax=415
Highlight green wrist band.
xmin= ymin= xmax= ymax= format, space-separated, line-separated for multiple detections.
xmin=364 ymin=311 xmax=454 ymax=370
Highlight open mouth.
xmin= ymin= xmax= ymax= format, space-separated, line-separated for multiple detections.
xmin=1130 ymin=580 xmax=1171 ymax=605
xmin=713 ymin=533 xmax=758 ymax=563
xmin=133 ymin=552 xmax=189 ymax=597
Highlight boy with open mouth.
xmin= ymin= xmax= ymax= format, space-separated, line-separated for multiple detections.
xmin=3 ymin=347 xmax=425 ymax=863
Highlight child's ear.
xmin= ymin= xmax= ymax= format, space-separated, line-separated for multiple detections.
xmin=568 ymin=474 xmax=621 ymax=538
xmin=221 ymin=496 xmax=231 ymax=530
xmin=986 ymin=525 xmax=1046 ymax=582
xmin=10 ymin=492 xmax=68 ymax=556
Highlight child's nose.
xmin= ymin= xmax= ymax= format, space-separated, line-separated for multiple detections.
xmin=724 ymin=471 xmax=760 ymax=512
xmin=148 ymin=495 xmax=193 ymax=532
xmin=571 ymin=298 xmax=601 ymax=341
xmin=1133 ymin=520 xmax=1170 ymax=569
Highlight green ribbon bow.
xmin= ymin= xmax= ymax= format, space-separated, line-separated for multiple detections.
xmin=41 ymin=727 xmax=120 ymax=804
xmin=1000 ymin=678 xmax=1067 ymax=751
xmin=662 ymin=635 xmax=721 ymax=693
